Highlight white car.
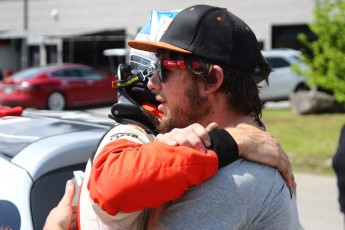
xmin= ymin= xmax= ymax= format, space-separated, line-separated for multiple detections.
xmin=0 ymin=109 xmax=114 ymax=230
xmin=259 ymin=49 xmax=309 ymax=103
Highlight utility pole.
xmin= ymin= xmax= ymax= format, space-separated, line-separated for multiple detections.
xmin=21 ymin=0 xmax=28 ymax=69
xmin=24 ymin=0 xmax=28 ymax=30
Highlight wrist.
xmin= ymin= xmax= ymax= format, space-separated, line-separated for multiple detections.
xmin=223 ymin=127 xmax=247 ymax=157
xmin=208 ymin=129 xmax=239 ymax=167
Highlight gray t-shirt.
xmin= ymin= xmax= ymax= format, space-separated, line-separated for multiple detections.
xmin=159 ymin=159 xmax=301 ymax=230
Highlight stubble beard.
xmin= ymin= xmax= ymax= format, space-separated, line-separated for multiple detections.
xmin=158 ymin=85 xmax=210 ymax=134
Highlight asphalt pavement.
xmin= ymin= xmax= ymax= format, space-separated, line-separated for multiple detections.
xmin=84 ymin=104 xmax=344 ymax=230
xmin=296 ymin=172 xmax=343 ymax=230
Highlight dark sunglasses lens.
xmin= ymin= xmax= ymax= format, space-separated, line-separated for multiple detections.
xmin=157 ymin=60 xmax=165 ymax=82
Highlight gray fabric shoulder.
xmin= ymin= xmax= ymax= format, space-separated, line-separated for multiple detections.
xmin=159 ymin=159 xmax=301 ymax=230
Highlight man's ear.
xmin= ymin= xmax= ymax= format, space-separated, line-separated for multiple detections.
xmin=203 ymin=65 xmax=224 ymax=94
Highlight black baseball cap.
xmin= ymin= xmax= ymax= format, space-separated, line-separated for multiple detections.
xmin=128 ymin=4 xmax=264 ymax=79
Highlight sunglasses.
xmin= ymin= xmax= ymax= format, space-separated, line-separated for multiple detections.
xmin=116 ymin=60 xmax=202 ymax=87
xmin=155 ymin=60 xmax=201 ymax=82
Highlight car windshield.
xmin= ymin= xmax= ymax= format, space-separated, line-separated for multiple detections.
xmin=11 ymin=66 xmax=55 ymax=80
xmin=0 ymin=116 xmax=105 ymax=158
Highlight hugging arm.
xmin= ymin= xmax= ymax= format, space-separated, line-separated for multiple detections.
xmin=156 ymin=123 xmax=295 ymax=192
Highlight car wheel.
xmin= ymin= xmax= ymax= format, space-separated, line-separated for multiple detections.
xmin=295 ymin=84 xmax=309 ymax=92
xmin=47 ymin=92 xmax=66 ymax=111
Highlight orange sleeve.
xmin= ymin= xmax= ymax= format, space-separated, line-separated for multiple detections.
xmin=88 ymin=139 xmax=218 ymax=215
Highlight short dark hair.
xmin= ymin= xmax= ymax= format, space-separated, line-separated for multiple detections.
xmin=162 ymin=50 xmax=271 ymax=122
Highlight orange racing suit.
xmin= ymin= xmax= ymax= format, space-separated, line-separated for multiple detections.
xmin=77 ymin=123 xmax=238 ymax=229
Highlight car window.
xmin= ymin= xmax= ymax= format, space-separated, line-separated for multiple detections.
xmin=79 ymin=69 xmax=103 ymax=79
xmin=11 ymin=66 xmax=54 ymax=80
xmin=51 ymin=69 xmax=81 ymax=78
xmin=265 ymin=57 xmax=290 ymax=69
xmin=30 ymin=163 xmax=86 ymax=230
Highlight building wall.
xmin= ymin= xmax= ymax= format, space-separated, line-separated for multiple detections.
xmin=0 ymin=0 xmax=315 ymax=48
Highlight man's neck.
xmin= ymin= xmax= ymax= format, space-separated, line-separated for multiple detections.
xmin=201 ymin=99 xmax=258 ymax=129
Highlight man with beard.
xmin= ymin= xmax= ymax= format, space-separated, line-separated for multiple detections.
xmin=44 ymin=5 xmax=299 ymax=230
xmin=124 ymin=5 xmax=301 ymax=229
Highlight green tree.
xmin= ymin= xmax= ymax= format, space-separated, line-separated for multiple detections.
xmin=297 ymin=0 xmax=345 ymax=103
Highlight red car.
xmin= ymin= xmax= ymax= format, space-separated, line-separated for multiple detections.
xmin=0 ymin=64 xmax=117 ymax=110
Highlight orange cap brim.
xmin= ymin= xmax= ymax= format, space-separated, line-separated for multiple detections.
xmin=128 ymin=40 xmax=192 ymax=54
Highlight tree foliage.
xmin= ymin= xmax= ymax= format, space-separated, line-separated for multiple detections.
xmin=297 ymin=0 xmax=345 ymax=103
